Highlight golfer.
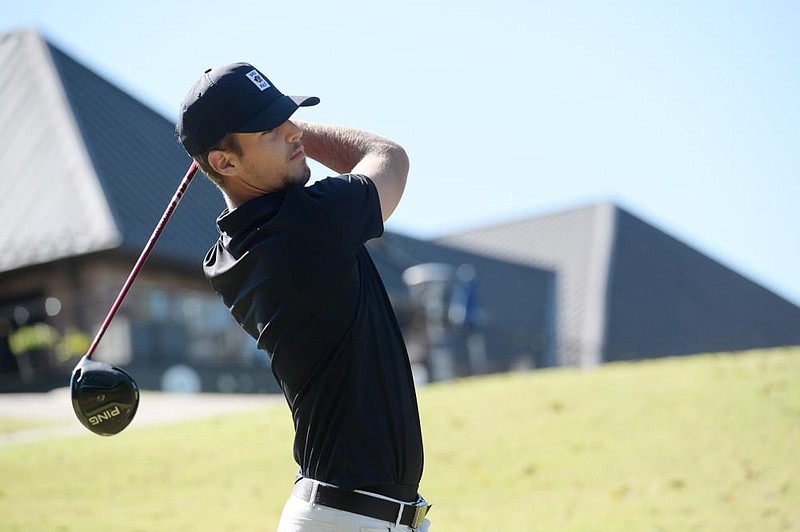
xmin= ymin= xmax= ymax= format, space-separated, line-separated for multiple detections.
xmin=176 ymin=63 xmax=430 ymax=531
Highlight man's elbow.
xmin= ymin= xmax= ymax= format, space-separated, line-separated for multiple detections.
xmin=375 ymin=143 xmax=410 ymax=222
xmin=389 ymin=143 xmax=410 ymax=175
xmin=388 ymin=143 xmax=410 ymax=186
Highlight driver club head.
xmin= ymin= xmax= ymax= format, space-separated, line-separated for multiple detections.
xmin=70 ymin=356 xmax=140 ymax=436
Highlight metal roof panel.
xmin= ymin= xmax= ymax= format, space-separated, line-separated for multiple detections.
xmin=0 ymin=29 xmax=120 ymax=273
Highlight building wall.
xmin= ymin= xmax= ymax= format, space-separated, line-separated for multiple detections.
xmin=0 ymin=254 xmax=268 ymax=392
xmin=372 ymin=233 xmax=557 ymax=373
xmin=437 ymin=204 xmax=617 ymax=368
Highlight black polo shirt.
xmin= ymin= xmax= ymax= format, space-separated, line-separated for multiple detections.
xmin=203 ymin=174 xmax=424 ymax=501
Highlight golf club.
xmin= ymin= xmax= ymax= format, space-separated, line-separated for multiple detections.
xmin=71 ymin=161 xmax=199 ymax=436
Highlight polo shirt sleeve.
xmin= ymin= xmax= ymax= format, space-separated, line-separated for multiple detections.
xmin=302 ymin=174 xmax=384 ymax=256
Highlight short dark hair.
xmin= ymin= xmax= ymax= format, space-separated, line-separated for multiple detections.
xmin=195 ymin=135 xmax=243 ymax=186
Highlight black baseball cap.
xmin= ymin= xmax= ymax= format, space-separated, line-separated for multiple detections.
xmin=177 ymin=62 xmax=319 ymax=156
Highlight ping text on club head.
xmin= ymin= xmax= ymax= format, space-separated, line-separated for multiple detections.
xmin=88 ymin=406 xmax=121 ymax=426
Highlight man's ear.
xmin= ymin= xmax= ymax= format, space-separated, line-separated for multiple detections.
xmin=207 ymin=150 xmax=239 ymax=177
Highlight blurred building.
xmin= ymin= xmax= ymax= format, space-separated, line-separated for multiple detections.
xmin=439 ymin=202 xmax=800 ymax=367
xmin=367 ymin=235 xmax=556 ymax=383
xmin=1 ymin=28 xmax=798 ymax=392
xmin=0 ymin=29 xmax=247 ymax=391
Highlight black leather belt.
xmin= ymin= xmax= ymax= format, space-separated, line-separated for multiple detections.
xmin=292 ymin=478 xmax=431 ymax=528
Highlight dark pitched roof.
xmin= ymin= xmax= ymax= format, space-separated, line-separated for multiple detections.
xmin=0 ymin=29 xmax=224 ymax=274
xmin=604 ymin=208 xmax=800 ymax=360
xmin=439 ymin=202 xmax=800 ymax=366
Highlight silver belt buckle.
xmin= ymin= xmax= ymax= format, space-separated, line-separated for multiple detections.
xmin=411 ymin=497 xmax=430 ymax=528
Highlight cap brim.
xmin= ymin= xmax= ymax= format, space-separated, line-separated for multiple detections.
xmin=291 ymin=95 xmax=320 ymax=107
xmin=236 ymin=94 xmax=320 ymax=134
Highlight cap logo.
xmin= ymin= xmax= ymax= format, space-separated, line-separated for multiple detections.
xmin=245 ymin=69 xmax=271 ymax=91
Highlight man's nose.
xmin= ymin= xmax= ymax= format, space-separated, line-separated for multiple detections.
xmin=284 ymin=120 xmax=302 ymax=142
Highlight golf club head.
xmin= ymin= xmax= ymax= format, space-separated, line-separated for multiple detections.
xmin=70 ymin=356 xmax=139 ymax=436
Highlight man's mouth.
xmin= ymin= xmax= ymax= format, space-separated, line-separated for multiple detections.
xmin=290 ymin=146 xmax=305 ymax=160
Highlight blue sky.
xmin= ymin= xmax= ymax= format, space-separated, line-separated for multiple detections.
xmin=3 ymin=1 xmax=799 ymax=306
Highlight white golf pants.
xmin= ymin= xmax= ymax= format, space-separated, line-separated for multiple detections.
xmin=277 ymin=493 xmax=432 ymax=532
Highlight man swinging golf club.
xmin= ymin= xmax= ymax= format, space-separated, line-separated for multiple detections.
xmin=176 ymin=63 xmax=431 ymax=531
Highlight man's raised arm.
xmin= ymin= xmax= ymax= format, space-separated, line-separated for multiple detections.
xmin=296 ymin=121 xmax=409 ymax=221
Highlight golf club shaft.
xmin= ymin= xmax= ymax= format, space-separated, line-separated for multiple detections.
xmin=85 ymin=161 xmax=199 ymax=359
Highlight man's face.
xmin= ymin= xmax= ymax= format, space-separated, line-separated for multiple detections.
xmin=218 ymin=120 xmax=311 ymax=201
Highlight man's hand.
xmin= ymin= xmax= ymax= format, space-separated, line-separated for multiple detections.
xmin=295 ymin=121 xmax=409 ymax=222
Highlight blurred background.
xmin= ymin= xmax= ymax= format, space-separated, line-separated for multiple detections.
xmin=1 ymin=0 xmax=799 ymax=393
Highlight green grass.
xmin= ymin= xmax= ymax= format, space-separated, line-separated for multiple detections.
xmin=1 ymin=347 xmax=798 ymax=531
xmin=0 ymin=416 xmax=66 ymax=435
